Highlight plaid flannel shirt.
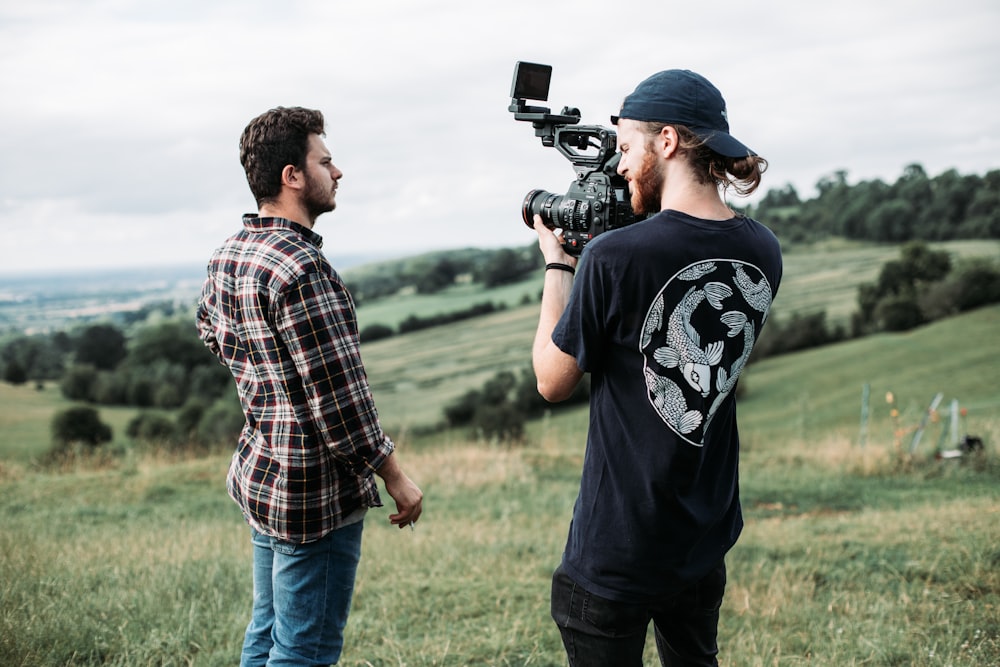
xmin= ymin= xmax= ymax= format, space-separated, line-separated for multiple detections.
xmin=196 ymin=215 xmax=392 ymax=543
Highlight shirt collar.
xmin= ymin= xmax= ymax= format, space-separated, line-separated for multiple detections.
xmin=242 ymin=214 xmax=324 ymax=249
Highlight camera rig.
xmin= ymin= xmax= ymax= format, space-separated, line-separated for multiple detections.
xmin=508 ymin=61 xmax=640 ymax=255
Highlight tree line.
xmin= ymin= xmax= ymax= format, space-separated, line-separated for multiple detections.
xmin=345 ymin=246 xmax=541 ymax=306
xmin=749 ymin=163 xmax=1000 ymax=245
xmin=2 ymin=319 xmax=244 ymax=457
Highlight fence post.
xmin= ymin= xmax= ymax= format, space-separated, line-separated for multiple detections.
xmin=909 ymin=392 xmax=944 ymax=454
xmin=858 ymin=383 xmax=870 ymax=448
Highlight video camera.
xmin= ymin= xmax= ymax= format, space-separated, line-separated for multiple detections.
xmin=508 ymin=61 xmax=642 ymax=256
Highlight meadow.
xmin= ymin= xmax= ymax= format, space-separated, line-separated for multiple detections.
xmin=1 ymin=240 xmax=999 ymax=666
xmin=1 ymin=304 xmax=998 ymax=665
xmin=356 ymin=239 xmax=1000 ymax=435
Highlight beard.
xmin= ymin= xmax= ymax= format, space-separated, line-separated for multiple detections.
xmin=303 ymin=171 xmax=336 ymax=220
xmin=630 ymin=149 xmax=664 ymax=215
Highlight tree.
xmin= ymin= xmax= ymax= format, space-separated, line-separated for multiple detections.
xmin=471 ymin=403 xmax=525 ymax=443
xmin=51 ymin=406 xmax=112 ymax=448
xmin=874 ymin=293 xmax=924 ymax=332
xmin=961 ymin=179 xmax=1000 ymax=238
xmin=477 ymin=248 xmax=538 ymax=288
xmin=126 ymin=412 xmax=177 ymax=443
xmin=899 ymin=241 xmax=951 ymax=284
xmin=128 ymin=320 xmax=215 ymax=372
xmin=923 ymin=168 xmax=977 ymax=238
xmin=194 ymin=395 xmax=245 ymax=446
xmin=856 ymin=241 xmax=959 ymax=332
xmin=74 ymin=324 xmax=127 ymax=370
xmin=413 ymin=258 xmax=459 ymax=294
xmin=61 ymin=364 xmax=99 ymax=401
xmin=1 ymin=334 xmax=67 ymax=382
xmin=360 ymin=323 xmax=394 ymax=343
xmin=868 ymin=200 xmax=914 ymax=242
xmin=920 ymin=257 xmax=1000 ymax=318
xmin=872 ymin=242 xmax=950 ymax=298
xmin=892 ymin=163 xmax=933 ymax=220
xmin=3 ymin=360 xmax=27 ymax=385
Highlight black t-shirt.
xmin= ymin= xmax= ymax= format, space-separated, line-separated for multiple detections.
xmin=551 ymin=209 xmax=783 ymax=603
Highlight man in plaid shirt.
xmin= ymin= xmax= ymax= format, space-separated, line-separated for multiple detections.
xmin=197 ymin=106 xmax=423 ymax=667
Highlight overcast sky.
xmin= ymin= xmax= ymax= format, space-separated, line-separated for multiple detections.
xmin=2 ymin=0 xmax=998 ymax=274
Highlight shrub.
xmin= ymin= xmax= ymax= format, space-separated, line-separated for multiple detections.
xmin=126 ymin=412 xmax=177 ymax=443
xmin=51 ymin=406 xmax=112 ymax=448
xmin=4 ymin=360 xmax=27 ymax=385
xmin=60 ymin=364 xmax=99 ymax=401
xmin=175 ymin=401 xmax=206 ymax=442
xmin=471 ymin=403 xmax=525 ymax=443
xmin=195 ymin=395 xmax=245 ymax=447
xmin=444 ymin=389 xmax=480 ymax=427
xmin=874 ymin=293 xmax=925 ymax=331
xmin=949 ymin=258 xmax=1000 ymax=311
xmin=360 ymin=323 xmax=395 ymax=343
xmin=751 ymin=311 xmax=844 ymax=360
xmin=74 ymin=323 xmax=127 ymax=370
xmin=444 ymin=366 xmax=590 ymax=443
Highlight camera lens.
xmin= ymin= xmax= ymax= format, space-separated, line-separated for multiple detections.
xmin=521 ymin=189 xmax=561 ymax=229
xmin=522 ymin=189 xmax=594 ymax=232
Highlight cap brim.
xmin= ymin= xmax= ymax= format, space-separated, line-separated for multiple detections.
xmin=699 ymin=130 xmax=756 ymax=158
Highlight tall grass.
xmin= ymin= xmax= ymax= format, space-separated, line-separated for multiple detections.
xmin=1 ymin=425 xmax=997 ymax=666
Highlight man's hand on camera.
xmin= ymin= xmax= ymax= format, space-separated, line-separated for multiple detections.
xmin=533 ymin=215 xmax=578 ymax=268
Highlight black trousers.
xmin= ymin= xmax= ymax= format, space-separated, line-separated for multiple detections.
xmin=550 ymin=561 xmax=726 ymax=667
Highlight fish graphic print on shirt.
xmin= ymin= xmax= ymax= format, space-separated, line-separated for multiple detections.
xmin=640 ymin=259 xmax=774 ymax=446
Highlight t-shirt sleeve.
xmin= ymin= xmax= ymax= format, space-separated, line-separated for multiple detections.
xmin=551 ymin=249 xmax=610 ymax=374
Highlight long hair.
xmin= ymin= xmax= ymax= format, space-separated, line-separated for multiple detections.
xmin=640 ymin=121 xmax=767 ymax=197
xmin=239 ymin=107 xmax=326 ymax=206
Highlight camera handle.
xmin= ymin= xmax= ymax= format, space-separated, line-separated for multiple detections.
xmin=554 ymin=125 xmax=618 ymax=177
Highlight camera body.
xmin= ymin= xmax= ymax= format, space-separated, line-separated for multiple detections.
xmin=509 ymin=62 xmax=642 ymax=256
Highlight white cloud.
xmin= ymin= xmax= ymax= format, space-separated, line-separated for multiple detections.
xmin=1 ymin=0 xmax=998 ymax=273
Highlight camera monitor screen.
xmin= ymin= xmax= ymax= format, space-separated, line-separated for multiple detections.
xmin=511 ymin=62 xmax=551 ymax=101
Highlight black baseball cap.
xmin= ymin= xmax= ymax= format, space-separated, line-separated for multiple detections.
xmin=610 ymin=69 xmax=755 ymax=158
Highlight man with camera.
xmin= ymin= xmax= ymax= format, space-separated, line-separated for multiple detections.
xmin=196 ymin=106 xmax=423 ymax=667
xmin=531 ymin=70 xmax=782 ymax=666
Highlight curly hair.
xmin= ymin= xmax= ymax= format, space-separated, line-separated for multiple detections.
xmin=239 ymin=107 xmax=326 ymax=206
xmin=639 ymin=121 xmax=768 ymax=197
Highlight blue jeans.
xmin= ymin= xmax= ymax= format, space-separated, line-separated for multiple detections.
xmin=241 ymin=521 xmax=364 ymax=667
xmin=550 ymin=561 xmax=726 ymax=667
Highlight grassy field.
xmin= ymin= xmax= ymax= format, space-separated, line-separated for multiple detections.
xmin=355 ymin=274 xmax=541 ymax=332
xmin=1 ymin=304 xmax=998 ymax=665
xmin=0 ymin=412 xmax=997 ymax=665
xmin=354 ymin=239 xmax=1000 ymax=332
xmin=356 ymin=238 xmax=1000 ymax=433
xmin=1 ymin=241 xmax=999 ymax=665
xmin=758 ymin=238 xmax=1000 ymax=325
xmin=0 ymin=383 xmax=142 ymax=466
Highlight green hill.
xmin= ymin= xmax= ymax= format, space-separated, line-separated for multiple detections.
xmin=356 ymin=238 xmax=999 ymax=433
xmin=2 ymin=309 xmax=998 ymax=666
xmin=361 ymin=296 xmax=999 ymax=443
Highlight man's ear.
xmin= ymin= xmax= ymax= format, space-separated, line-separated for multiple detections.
xmin=659 ymin=126 xmax=680 ymax=159
xmin=281 ymin=164 xmax=304 ymax=191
